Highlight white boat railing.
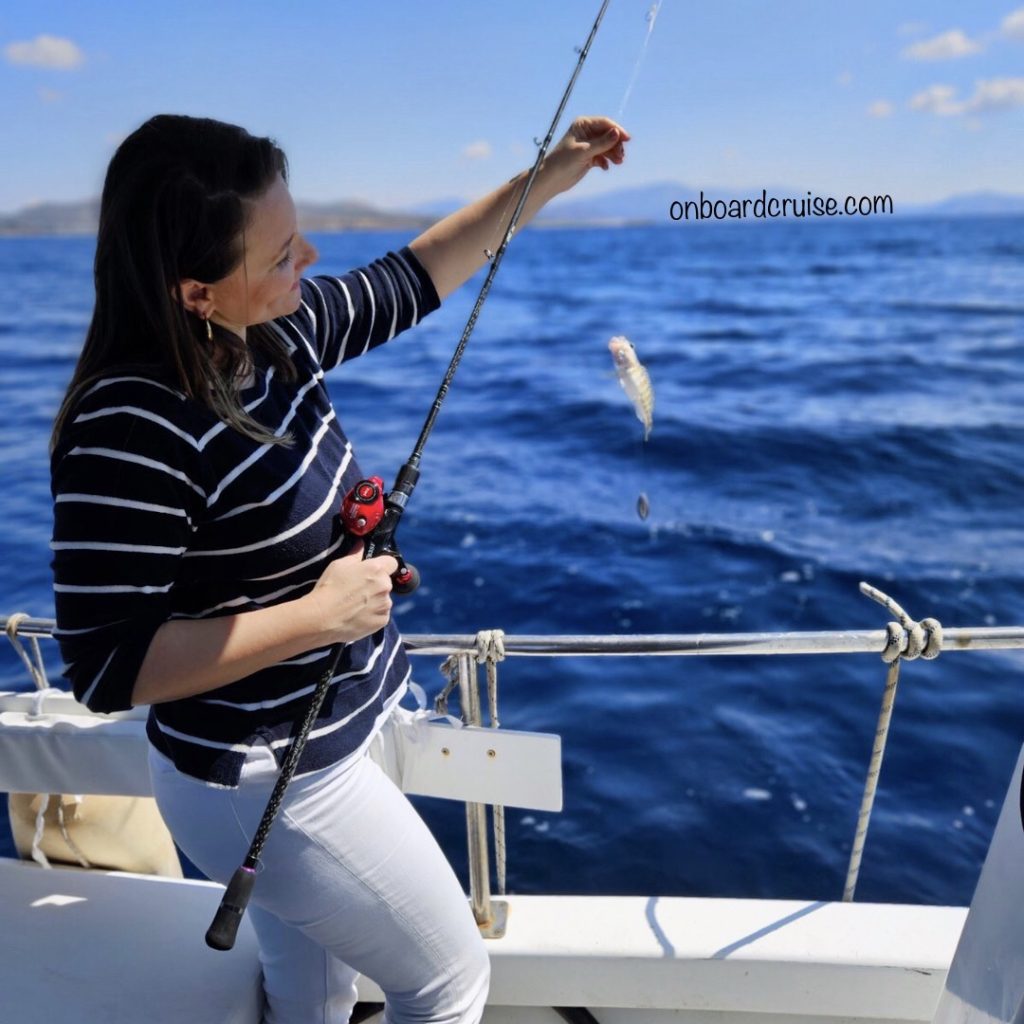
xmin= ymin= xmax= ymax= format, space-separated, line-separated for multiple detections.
xmin=6 ymin=614 xmax=1024 ymax=656
xmin=4 ymin=610 xmax=1024 ymax=934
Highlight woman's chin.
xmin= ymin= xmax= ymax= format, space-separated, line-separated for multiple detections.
xmin=270 ymin=291 xmax=304 ymax=320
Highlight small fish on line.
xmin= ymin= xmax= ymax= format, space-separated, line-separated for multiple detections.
xmin=608 ymin=335 xmax=654 ymax=441
xmin=636 ymin=492 xmax=650 ymax=520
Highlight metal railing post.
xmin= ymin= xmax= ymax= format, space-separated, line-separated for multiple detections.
xmin=455 ymin=652 xmax=508 ymax=936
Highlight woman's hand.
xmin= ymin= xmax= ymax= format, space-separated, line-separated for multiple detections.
xmin=304 ymin=544 xmax=398 ymax=645
xmin=539 ymin=116 xmax=631 ymax=197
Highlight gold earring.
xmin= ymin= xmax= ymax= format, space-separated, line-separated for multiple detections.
xmin=205 ymin=317 xmax=213 ymax=342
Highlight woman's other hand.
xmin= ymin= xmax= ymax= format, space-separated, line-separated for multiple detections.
xmin=540 ymin=116 xmax=631 ymax=196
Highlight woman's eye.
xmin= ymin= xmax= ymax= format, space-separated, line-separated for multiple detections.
xmin=277 ymin=252 xmax=294 ymax=269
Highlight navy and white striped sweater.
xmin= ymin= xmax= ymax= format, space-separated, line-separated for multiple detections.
xmin=50 ymin=247 xmax=439 ymax=786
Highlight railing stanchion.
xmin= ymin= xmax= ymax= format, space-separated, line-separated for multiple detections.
xmin=456 ymin=651 xmax=507 ymax=935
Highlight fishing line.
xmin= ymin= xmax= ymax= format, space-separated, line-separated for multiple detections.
xmin=484 ymin=0 xmax=663 ymax=259
xmin=615 ymin=1 xmax=662 ymax=122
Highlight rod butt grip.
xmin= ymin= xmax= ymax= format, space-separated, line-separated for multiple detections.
xmin=205 ymin=865 xmax=256 ymax=951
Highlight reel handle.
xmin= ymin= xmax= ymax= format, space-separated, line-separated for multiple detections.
xmin=390 ymin=559 xmax=420 ymax=595
xmin=367 ymin=542 xmax=419 ymax=596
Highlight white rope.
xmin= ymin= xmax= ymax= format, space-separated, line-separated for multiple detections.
xmin=844 ymin=583 xmax=944 ymax=901
xmin=6 ymin=613 xmax=91 ymax=868
xmin=29 ymin=795 xmax=52 ymax=870
xmin=860 ymin=581 xmax=943 ymax=662
xmin=5 ymin=613 xmax=52 ymax=692
xmin=435 ymin=656 xmax=462 ymax=719
xmin=56 ymin=798 xmax=92 ymax=869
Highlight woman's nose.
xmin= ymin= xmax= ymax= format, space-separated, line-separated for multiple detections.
xmin=298 ymin=236 xmax=319 ymax=270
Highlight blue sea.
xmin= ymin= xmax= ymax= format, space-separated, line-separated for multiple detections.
xmin=1 ymin=216 xmax=1023 ymax=907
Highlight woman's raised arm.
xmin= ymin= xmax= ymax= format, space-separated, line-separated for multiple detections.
xmin=409 ymin=116 xmax=630 ymax=301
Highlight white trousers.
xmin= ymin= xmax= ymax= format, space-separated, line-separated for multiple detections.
xmin=148 ymin=737 xmax=490 ymax=1024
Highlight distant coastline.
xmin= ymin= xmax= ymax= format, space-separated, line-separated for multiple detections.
xmin=0 ymin=199 xmax=435 ymax=238
xmin=2 ymin=184 xmax=1023 ymax=237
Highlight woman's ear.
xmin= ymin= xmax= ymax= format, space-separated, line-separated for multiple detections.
xmin=176 ymin=279 xmax=215 ymax=320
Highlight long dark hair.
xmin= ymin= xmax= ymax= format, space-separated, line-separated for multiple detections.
xmin=51 ymin=114 xmax=297 ymax=452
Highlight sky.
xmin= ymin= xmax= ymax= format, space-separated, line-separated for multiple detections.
xmin=1 ymin=1 xmax=1023 ymax=214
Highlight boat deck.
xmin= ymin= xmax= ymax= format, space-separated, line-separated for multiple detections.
xmin=1 ymin=857 xmax=965 ymax=1024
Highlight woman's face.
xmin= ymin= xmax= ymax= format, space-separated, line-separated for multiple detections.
xmin=206 ymin=174 xmax=318 ymax=336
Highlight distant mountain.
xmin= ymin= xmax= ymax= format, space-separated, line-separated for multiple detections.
xmin=0 ymin=198 xmax=432 ymax=237
xmin=294 ymin=200 xmax=432 ymax=232
xmin=906 ymin=191 xmax=1024 ymax=216
xmin=538 ymin=182 xmax=1024 ymax=223
xmin=538 ymin=181 xmax=682 ymax=224
xmin=3 ymin=185 xmax=1023 ymax=236
xmin=0 ymin=199 xmax=99 ymax=236
xmin=400 ymin=197 xmax=466 ymax=219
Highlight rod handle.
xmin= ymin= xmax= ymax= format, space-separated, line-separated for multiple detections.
xmin=205 ymin=865 xmax=256 ymax=951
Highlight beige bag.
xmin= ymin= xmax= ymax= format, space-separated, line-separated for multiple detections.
xmin=8 ymin=792 xmax=182 ymax=877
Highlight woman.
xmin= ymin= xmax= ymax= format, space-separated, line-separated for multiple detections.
xmin=50 ymin=112 xmax=628 ymax=1023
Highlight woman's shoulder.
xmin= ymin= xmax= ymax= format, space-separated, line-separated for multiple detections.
xmin=74 ymin=370 xmax=190 ymax=410
xmin=53 ymin=369 xmax=217 ymax=466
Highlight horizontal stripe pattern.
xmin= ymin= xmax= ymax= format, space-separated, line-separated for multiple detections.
xmin=50 ymin=247 xmax=440 ymax=785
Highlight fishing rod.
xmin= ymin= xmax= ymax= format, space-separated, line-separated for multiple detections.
xmin=206 ymin=0 xmax=611 ymax=952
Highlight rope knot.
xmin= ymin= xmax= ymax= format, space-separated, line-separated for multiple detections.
xmin=859 ymin=583 xmax=943 ymax=663
xmin=474 ymin=629 xmax=506 ymax=665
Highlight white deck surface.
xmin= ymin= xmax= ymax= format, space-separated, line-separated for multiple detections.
xmin=0 ymin=857 xmax=967 ymax=1024
xmin=0 ymin=858 xmax=263 ymax=1024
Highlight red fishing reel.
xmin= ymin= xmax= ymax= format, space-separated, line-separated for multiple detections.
xmin=340 ymin=477 xmax=420 ymax=595
xmin=340 ymin=476 xmax=385 ymax=536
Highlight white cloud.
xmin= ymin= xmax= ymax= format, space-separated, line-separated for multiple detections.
xmin=961 ymin=77 xmax=1024 ymax=113
xmin=1003 ymin=8 xmax=1024 ymax=41
xmin=898 ymin=22 xmax=929 ymax=37
xmin=909 ymin=78 xmax=1024 ymax=116
xmin=909 ymin=84 xmax=962 ymax=115
xmin=868 ymin=100 xmax=894 ymax=118
xmin=461 ymin=140 xmax=492 ymax=161
xmin=901 ymin=29 xmax=983 ymax=60
xmin=4 ymin=34 xmax=84 ymax=70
